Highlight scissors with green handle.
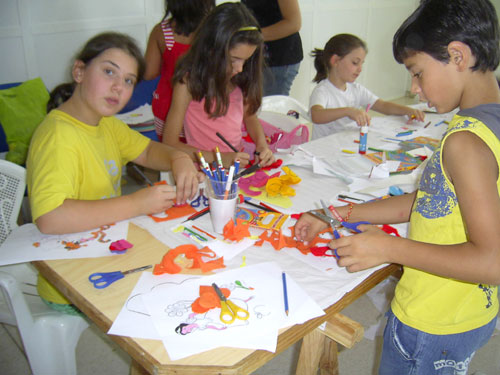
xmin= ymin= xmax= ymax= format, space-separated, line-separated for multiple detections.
xmin=212 ymin=283 xmax=249 ymax=324
xmin=88 ymin=265 xmax=152 ymax=289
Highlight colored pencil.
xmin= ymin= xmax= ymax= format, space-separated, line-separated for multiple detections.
xmin=192 ymin=225 xmax=216 ymax=239
xmin=282 ymin=272 xmax=289 ymax=316
xmin=132 ymin=164 xmax=153 ymax=186
xmin=182 ymin=207 xmax=210 ymax=223
xmin=216 ymin=132 xmax=238 ymax=152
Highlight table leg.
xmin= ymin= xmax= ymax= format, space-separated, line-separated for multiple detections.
xmin=319 ymin=338 xmax=339 ymax=375
xmin=295 ymin=329 xmax=326 ymax=375
xmin=130 ymin=359 xmax=150 ymax=375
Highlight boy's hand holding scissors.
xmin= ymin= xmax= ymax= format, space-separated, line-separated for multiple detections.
xmin=329 ymin=224 xmax=394 ymax=272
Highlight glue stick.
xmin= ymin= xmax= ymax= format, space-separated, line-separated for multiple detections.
xmin=359 ymin=125 xmax=368 ymax=154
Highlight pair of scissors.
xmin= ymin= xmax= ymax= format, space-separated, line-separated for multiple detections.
xmin=88 ymin=265 xmax=152 ymax=289
xmin=190 ymin=187 xmax=209 ymax=208
xmin=212 ymin=283 xmax=250 ymax=324
xmin=308 ymin=199 xmax=370 ymax=257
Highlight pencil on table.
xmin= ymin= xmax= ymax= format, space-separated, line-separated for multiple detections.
xmin=282 ymin=272 xmax=289 ymax=316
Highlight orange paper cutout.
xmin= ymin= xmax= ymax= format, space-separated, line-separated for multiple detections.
xmin=254 ymin=226 xmax=331 ymax=255
xmin=191 ymin=285 xmax=230 ymax=314
xmin=153 ymin=244 xmax=225 ymax=275
xmin=149 ymin=204 xmax=197 ymax=222
xmin=223 ymin=218 xmax=251 ymax=242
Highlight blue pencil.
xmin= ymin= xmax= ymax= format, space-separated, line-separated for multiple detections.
xmin=282 ymin=272 xmax=289 ymax=316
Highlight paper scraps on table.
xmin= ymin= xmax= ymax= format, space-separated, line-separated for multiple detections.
xmin=223 ymin=218 xmax=251 ymax=242
xmin=153 ymin=244 xmax=225 ymax=275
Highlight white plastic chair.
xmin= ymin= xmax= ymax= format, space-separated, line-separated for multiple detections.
xmin=0 ymin=159 xmax=89 ymax=375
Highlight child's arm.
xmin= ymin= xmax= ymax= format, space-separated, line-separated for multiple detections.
xmin=243 ymin=112 xmax=275 ymax=167
xmin=259 ymin=0 xmax=301 ymax=42
xmin=35 ymin=184 xmax=178 ymax=235
xmin=371 ymin=99 xmax=425 ymax=122
xmin=144 ymin=23 xmax=164 ymax=80
xmin=163 ymin=83 xmax=250 ymax=167
xmin=294 ymin=192 xmax=416 ymax=243
xmin=332 ymin=131 xmax=500 ymax=285
xmin=133 ymin=142 xmax=203 ymax=204
xmin=310 ymin=104 xmax=371 ymax=126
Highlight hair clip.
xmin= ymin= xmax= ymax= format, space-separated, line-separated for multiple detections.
xmin=238 ymin=26 xmax=259 ymax=32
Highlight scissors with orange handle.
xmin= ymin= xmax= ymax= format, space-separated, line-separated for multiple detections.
xmin=212 ymin=283 xmax=249 ymax=324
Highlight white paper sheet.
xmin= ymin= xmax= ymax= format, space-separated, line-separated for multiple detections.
xmin=0 ymin=221 xmax=129 ymax=265
xmin=111 ymin=262 xmax=324 ymax=360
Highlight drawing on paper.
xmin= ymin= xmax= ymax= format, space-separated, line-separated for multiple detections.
xmin=32 ymin=224 xmax=115 ymax=251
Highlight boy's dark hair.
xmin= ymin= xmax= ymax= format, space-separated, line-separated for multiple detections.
xmin=393 ymin=0 xmax=500 ymax=72
xmin=164 ymin=0 xmax=215 ymax=36
xmin=173 ymin=2 xmax=264 ymax=118
xmin=310 ymin=34 xmax=367 ymax=83
xmin=47 ymin=32 xmax=146 ymax=112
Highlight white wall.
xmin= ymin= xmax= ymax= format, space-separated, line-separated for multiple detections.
xmin=0 ymin=0 xmax=419 ymax=107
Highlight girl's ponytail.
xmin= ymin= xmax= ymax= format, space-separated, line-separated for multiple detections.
xmin=311 ymin=48 xmax=328 ymax=83
xmin=47 ymin=83 xmax=76 ymax=112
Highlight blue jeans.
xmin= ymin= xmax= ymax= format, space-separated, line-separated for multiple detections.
xmin=263 ymin=63 xmax=300 ymax=96
xmin=379 ymin=309 xmax=496 ymax=375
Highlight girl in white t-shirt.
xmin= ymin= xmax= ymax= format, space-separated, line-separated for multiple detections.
xmin=309 ymin=33 xmax=424 ymax=139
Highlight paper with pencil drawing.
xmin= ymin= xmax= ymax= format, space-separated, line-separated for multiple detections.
xmin=110 ymin=262 xmax=324 ymax=360
xmin=0 ymin=221 xmax=129 ymax=265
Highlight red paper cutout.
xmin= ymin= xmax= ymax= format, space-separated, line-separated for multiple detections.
xmin=109 ymin=239 xmax=133 ymax=253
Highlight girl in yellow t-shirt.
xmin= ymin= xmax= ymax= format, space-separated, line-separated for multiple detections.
xmin=27 ymin=32 xmax=203 ymax=313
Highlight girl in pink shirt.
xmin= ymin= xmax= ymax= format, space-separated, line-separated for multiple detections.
xmin=163 ymin=2 xmax=275 ymax=168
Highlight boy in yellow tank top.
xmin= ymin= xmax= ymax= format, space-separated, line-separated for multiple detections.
xmin=294 ymin=0 xmax=500 ymax=373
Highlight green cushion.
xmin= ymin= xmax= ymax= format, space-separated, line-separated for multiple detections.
xmin=0 ymin=78 xmax=49 ymax=165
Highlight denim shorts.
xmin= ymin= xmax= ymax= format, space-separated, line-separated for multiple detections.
xmin=379 ymin=309 xmax=496 ymax=375
xmin=263 ymin=63 xmax=300 ymax=96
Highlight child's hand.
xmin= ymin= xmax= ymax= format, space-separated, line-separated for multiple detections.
xmin=331 ymin=224 xmax=393 ymax=272
xmin=348 ymin=108 xmax=371 ymax=126
xmin=221 ymin=152 xmax=250 ymax=168
xmin=294 ymin=212 xmax=328 ymax=244
xmin=255 ymin=147 xmax=275 ymax=167
xmin=171 ymin=155 xmax=203 ymax=204
xmin=132 ymin=184 xmax=177 ymax=215
xmin=406 ymin=108 xmax=425 ymax=123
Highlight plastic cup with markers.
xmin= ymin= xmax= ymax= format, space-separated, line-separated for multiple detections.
xmin=205 ymin=175 xmax=238 ymax=234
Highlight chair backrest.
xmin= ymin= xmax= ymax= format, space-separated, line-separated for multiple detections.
xmin=0 ymin=159 xmax=26 ymax=244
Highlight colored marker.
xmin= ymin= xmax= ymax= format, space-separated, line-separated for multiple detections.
xmin=224 ymin=165 xmax=235 ymax=199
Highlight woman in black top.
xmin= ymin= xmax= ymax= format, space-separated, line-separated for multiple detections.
xmin=242 ymin=0 xmax=303 ymax=96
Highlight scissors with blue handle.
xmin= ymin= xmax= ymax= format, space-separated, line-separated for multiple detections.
xmin=212 ymin=283 xmax=249 ymax=324
xmin=190 ymin=187 xmax=209 ymax=208
xmin=88 ymin=265 xmax=152 ymax=289
xmin=308 ymin=199 xmax=369 ymax=257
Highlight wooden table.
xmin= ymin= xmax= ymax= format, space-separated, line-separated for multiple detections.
xmin=33 ymin=223 xmax=397 ymax=375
